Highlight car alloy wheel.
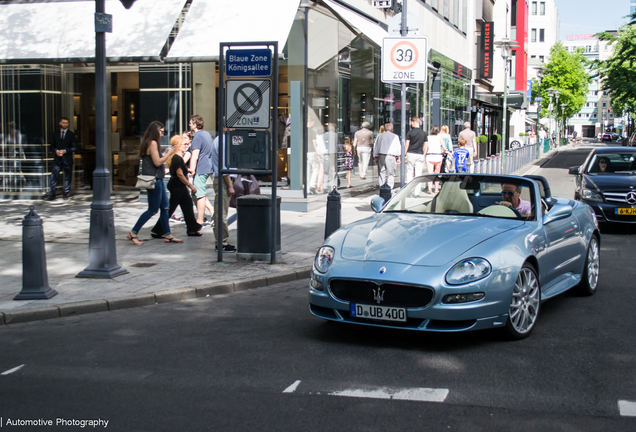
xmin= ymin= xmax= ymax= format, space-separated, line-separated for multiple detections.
xmin=577 ymin=235 xmax=600 ymax=296
xmin=505 ymin=263 xmax=540 ymax=340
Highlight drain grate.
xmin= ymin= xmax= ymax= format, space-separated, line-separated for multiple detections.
xmin=130 ymin=263 xmax=157 ymax=268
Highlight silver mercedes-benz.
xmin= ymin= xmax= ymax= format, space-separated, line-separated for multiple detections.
xmin=309 ymin=174 xmax=601 ymax=340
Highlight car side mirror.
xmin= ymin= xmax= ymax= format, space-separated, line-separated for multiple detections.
xmin=543 ymin=204 xmax=573 ymax=225
xmin=568 ymin=166 xmax=580 ymax=175
xmin=370 ymin=196 xmax=385 ymax=213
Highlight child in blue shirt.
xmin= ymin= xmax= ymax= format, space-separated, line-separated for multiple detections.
xmin=453 ymin=137 xmax=470 ymax=172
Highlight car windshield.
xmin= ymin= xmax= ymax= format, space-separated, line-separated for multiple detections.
xmin=382 ymin=174 xmax=536 ymax=221
xmin=586 ymin=153 xmax=636 ymax=174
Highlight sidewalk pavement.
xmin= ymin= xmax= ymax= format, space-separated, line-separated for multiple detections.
xmin=0 ymin=143 xmax=572 ymax=326
xmin=0 ymin=187 xmax=377 ymax=325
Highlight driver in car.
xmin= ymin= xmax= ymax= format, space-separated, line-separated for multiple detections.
xmin=497 ymin=184 xmax=532 ymax=217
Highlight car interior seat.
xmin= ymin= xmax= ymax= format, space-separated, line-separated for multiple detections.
xmin=432 ymin=181 xmax=474 ymax=214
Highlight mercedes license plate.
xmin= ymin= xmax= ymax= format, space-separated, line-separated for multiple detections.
xmin=350 ymin=304 xmax=406 ymax=322
xmin=616 ymin=208 xmax=636 ymax=215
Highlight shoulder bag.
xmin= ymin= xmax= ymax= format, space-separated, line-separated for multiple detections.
xmin=135 ymin=155 xmax=157 ymax=189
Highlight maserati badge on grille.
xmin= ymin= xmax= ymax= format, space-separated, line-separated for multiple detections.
xmin=379 ymin=266 xmax=386 ymax=274
xmin=373 ymin=287 xmax=385 ymax=304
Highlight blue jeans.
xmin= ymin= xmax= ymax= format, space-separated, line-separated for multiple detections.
xmin=132 ymin=179 xmax=170 ymax=235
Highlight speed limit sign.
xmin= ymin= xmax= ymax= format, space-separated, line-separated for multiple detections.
xmin=381 ymin=37 xmax=428 ymax=83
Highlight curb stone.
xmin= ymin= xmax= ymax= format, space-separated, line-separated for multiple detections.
xmin=0 ymin=267 xmax=312 ymax=326
xmin=108 ymin=294 xmax=156 ymax=311
xmin=4 ymin=306 xmax=60 ymax=325
xmin=155 ymin=288 xmax=197 ymax=304
xmin=59 ymin=300 xmax=109 ymax=317
xmin=195 ymin=281 xmax=235 ymax=298
xmin=234 ymin=276 xmax=269 ymax=292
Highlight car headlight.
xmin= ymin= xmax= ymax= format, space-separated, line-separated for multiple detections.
xmin=446 ymin=258 xmax=491 ymax=285
xmin=581 ymin=188 xmax=603 ymax=202
xmin=314 ymin=246 xmax=335 ymax=274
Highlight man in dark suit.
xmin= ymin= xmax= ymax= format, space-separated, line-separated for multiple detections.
xmin=45 ymin=117 xmax=76 ymax=200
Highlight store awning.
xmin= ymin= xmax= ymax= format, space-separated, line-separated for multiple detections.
xmin=164 ymin=0 xmax=300 ymax=62
xmin=0 ymin=0 xmax=185 ymax=63
xmin=323 ymin=0 xmax=388 ymax=47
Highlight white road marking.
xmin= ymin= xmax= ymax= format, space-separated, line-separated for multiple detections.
xmin=618 ymin=400 xmax=636 ymax=417
xmin=329 ymin=386 xmax=449 ymax=402
xmin=283 ymin=380 xmax=301 ymax=393
xmin=1 ymin=364 xmax=25 ymax=375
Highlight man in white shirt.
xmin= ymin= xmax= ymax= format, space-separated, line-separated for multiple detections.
xmin=373 ymin=123 xmax=401 ymax=189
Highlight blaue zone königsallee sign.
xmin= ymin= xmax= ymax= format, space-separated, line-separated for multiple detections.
xmin=225 ymin=49 xmax=271 ymax=77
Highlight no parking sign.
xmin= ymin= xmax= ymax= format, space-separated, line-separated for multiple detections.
xmin=381 ymin=37 xmax=428 ymax=83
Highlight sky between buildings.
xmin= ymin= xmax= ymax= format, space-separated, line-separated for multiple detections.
xmin=555 ymin=0 xmax=631 ymax=39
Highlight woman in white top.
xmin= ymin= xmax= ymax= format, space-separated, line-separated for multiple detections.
xmin=423 ymin=125 xmax=447 ymax=194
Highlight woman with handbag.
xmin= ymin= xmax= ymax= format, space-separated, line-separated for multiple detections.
xmin=127 ymin=121 xmax=182 ymax=245
xmin=150 ymin=135 xmax=202 ymax=237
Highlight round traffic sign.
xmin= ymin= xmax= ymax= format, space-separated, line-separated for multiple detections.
xmin=233 ymin=83 xmax=263 ymax=115
xmin=390 ymin=40 xmax=419 ymax=71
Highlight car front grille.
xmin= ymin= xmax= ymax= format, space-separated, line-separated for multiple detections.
xmin=329 ymin=279 xmax=434 ymax=308
xmin=604 ymin=191 xmax=633 ymax=204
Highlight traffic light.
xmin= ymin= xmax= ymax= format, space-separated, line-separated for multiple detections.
xmin=120 ymin=0 xmax=136 ymax=9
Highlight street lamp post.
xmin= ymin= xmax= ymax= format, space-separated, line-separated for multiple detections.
xmin=554 ymin=90 xmax=561 ymax=147
xmin=547 ymin=88 xmax=554 ymax=149
xmin=77 ymin=0 xmax=127 ymax=278
xmin=494 ymin=38 xmax=519 ymax=172
xmin=561 ymin=102 xmax=567 ymax=142
xmin=534 ymin=65 xmax=546 ymax=158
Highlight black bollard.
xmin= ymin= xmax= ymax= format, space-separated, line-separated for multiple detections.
xmin=324 ymin=187 xmax=341 ymax=239
xmin=379 ymin=182 xmax=392 ymax=203
xmin=14 ymin=206 xmax=58 ymax=300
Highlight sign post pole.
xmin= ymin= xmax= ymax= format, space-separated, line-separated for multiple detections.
xmin=400 ymin=0 xmax=407 ymax=187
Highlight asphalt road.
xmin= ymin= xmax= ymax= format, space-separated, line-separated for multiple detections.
xmin=1 ymin=145 xmax=635 ymax=431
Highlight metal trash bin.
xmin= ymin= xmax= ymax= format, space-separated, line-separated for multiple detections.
xmin=236 ymin=195 xmax=282 ymax=261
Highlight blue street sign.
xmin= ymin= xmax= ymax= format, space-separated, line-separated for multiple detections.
xmin=536 ymin=97 xmax=543 ymax=102
xmin=225 ymin=49 xmax=272 ymax=77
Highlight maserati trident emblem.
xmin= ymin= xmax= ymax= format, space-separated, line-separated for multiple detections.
xmin=373 ymin=287 xmax=385 ymax=304
xmin=626 ymin=192 xmax=636 ymax=205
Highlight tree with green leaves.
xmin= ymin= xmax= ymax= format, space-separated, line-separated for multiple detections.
xmin=594 ymin=23 xmax=636 ymax=117
xmin=533 ymin=42 xmax=590 ymax=122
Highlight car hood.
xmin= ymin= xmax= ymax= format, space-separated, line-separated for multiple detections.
xmin=582 ymin=174 xmax=636 ymax=191
xmin=340 ymin=214 xmax=523 ymax=267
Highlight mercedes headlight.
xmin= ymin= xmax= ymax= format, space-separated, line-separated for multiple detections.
xmin=446 ymin=258 xmax=491 ymax=285
xmin=581 ymin=188 xmax=603 ymax=202
xmin=314 ymin=246 xmax=335 ymax=273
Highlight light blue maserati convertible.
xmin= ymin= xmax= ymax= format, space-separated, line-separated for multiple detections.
xmin=309 ymin=174 xmax=601 ymax=339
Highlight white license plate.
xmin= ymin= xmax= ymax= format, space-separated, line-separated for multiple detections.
xmin=350 ymin=303 xmax=407 ymax=322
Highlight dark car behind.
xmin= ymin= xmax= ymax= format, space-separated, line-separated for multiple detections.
xmin=570 ymin=148 xmax=636 ymax=223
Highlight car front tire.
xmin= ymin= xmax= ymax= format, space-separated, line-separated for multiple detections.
xmin=504 ymin=262 xmax=541 ymax=340
xmin=577 ymin=235 xmax=600 ymax=296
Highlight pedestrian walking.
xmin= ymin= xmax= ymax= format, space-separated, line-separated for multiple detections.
xmin=439 ymin=125 xmax=453 ymax=152
xmin=188 ymin=115 xmax=215 ymax=227
xmin=353 ymin=121 xmax=374 ymax=180
xmin=458 ymin=122 xmax=476 ymax=173
xmin=452 ymin=137 xmax=470 ymax=172
xmin=343 ymin=138 xmax=353 ymax=188
xmin=307 ymin=118 xmax=321 ymax=194
xmin=373 ymin=123 xmax=401 ymax=189
xmin=405 ymin=116 xmax=427 ymax=196
xmin=423 ymin=125 xmax=447 ymax=194
xmin=128 ymin=121 xmax=182 ymax=245
xmin=45 ymin=117 xmax=76 ymax=201
xmin=150 ymin=135 xmax=202 ymax=238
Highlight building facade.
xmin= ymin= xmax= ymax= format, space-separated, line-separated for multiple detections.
xmin=562 ymin=33 xmax=616 ymax=138
xmin=0 ymin=0 xmax=513 ymax=208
